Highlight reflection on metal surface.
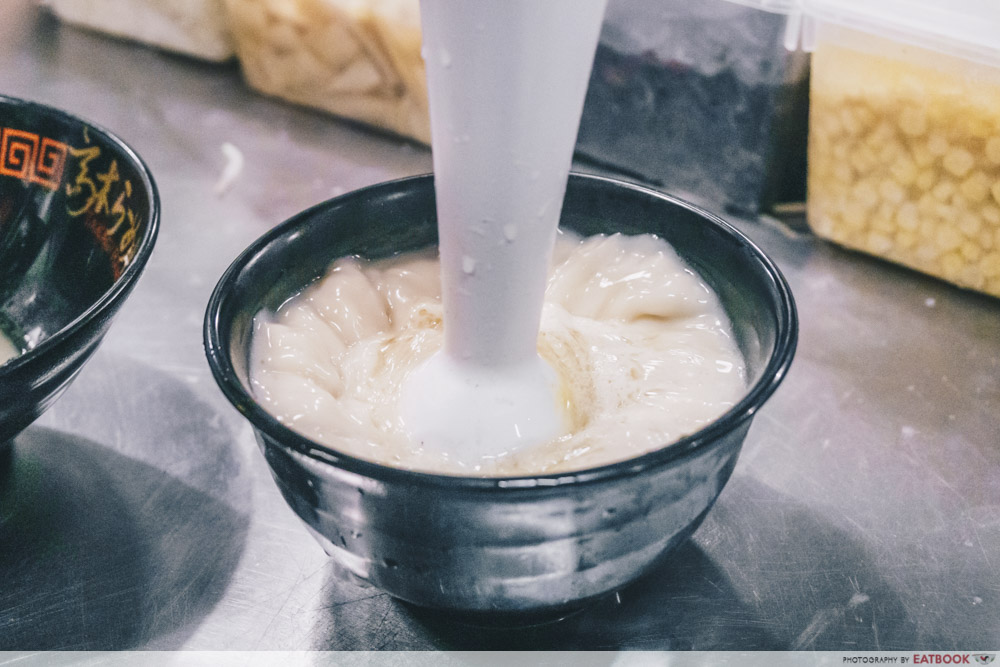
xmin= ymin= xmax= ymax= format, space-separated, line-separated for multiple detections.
xmin=1 ymin=358 xmax=252 ymax=649
xmin=1 ymin=428 xmax=249 ymax=649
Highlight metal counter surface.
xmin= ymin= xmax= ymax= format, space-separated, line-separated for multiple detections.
xmin=1 ymin=2 xmax=998 ymax=652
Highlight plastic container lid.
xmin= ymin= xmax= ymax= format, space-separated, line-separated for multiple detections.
xmin=803 ymin=0 xmax=1000 ymax=66
xmin=722 ymin=0 xmax=1000 ymax=65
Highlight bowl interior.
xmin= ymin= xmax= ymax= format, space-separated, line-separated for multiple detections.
xmin=210 ymin=173 xmax=796 ymax=479
xmin=0 ymin=96 xmax=158 ymax=363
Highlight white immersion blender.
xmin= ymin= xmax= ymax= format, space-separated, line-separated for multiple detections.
xmin=400 ymin=0 xmax=609 ymax=465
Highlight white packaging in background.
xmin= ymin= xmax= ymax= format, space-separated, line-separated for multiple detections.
xmin=41 ymin=0 xmax=235 ymax=62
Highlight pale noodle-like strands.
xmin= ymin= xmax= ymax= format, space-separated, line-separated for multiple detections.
xmin=250 ymin=233 xmax=746 ymax=476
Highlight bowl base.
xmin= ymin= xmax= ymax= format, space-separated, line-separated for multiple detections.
xmin=399 ymin=595 xmax=595 ymax=629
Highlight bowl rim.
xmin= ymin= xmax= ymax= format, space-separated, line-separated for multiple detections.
xmin=204 ymin=172 xmax=797 ymax=490
xmin=0 ymin=94 xmax=161 ymax=376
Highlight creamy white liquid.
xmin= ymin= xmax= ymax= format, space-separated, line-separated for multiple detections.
xmin=250 ymin=232 xmax=746 ymax=476
xmin=403 ymin=0 xmax=609 ymax=459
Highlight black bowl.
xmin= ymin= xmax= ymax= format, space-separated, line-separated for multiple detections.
xmin=0 ymin=96 xmax=159 ymax=445
xmin=205 ymin=173 xmax=796 ymax=616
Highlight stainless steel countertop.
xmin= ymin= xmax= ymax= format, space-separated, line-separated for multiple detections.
xmin=1 ymin=1 xmax=998 ymax=652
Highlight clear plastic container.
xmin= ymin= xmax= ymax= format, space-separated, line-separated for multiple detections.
xmin=221 ymin=0 xmax=810 ymax=204
xmin=223 ymin=0 xmax=429 ymax=144
xmin=802 ymin=0 xmax=1000 ymax=297
xmin=575 ymin=0 xmax=811 ymax=215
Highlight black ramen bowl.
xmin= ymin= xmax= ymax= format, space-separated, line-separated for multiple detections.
xmin=205 ymin=173 xmax=796 ymax=619
xmin=0 ymin=96 xmax=159 ymax=446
